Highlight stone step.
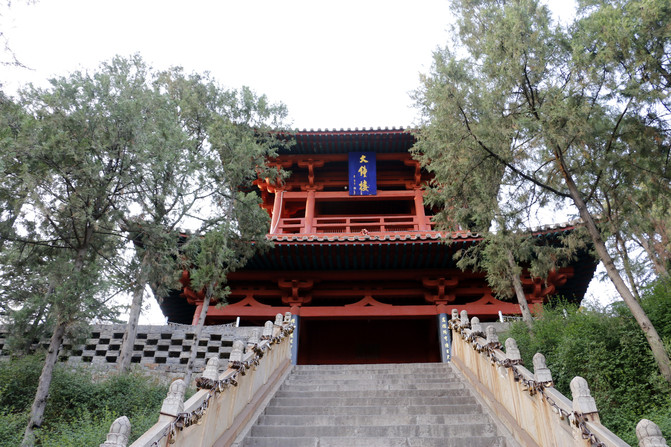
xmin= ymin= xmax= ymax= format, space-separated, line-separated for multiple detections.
xmin=274 ymin=387 xmax=470 ymax=398
xmin=256 ymin=412 xmax=492 ymax=427
xmin=291 ymin=365 xmax=451 ymax=373
xmin=279 ymin=382 xmax=466 ymax=392
xmin=294 ymin=362 xmax=449 ymax=368
xmin=250 ymin=422 xmax=497 ymax=438
xmin=240 ymin=363 xmax=511 ymax=447
xmin=288 ymin=368 xmax=458 ymax=375
xmin=242 ymin=436 xmax=506 ymax=447
xmin=268 ymin=395 xmax=478 ymax=407
xmin=292 ymin=364 xmax=451 ymax=373
xmin=263 ymin=403 xmax=484 ymax=416
xmin=285 ymin=374 xmax=461 ymax=383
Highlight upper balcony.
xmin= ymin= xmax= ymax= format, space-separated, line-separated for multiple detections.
xmin=257 ymin=128 xmax=437 ymax=237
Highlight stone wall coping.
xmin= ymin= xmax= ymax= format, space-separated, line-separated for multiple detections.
xmin=585 ymin=421 xmax=631 ymax=447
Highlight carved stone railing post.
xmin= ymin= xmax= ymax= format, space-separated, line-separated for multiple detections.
xmin=460 ymin=310 xmax=470 ymax=328
xmin=272 ymin=313 xmax=283 ymax=337
xmin=451 ymin=308 xmax=459 ymax=322
xmin=284 ymin=312 xmax=292 ymax=324
xmin=485 ymin=326 xmax=499 ymax=348
xmin=158 ymin=379 xmax=186 ymax=422
xmin=202 ymin=357 xmax=219 ymax=381
xmin=228 ymin=340 xmax=245 ymax=369
xmin=248 ymin=328 xmax=260 ymax=347
xmin=261 ymin=320 xmax=274 ymax=340
xmin=637 ymin=419 xmax=668 ymax=447
xmin=571 ymin=376 xmax=599 ymax=423
xmin=504 ymin=338 xmax=522 ymax=364
xmin=100 ymin=416 xmax=131 ymax=447
xmin=274 ymin=313 xmax=284 ymax=326
xmin=470 ymin=317 xmax=483 ymax=336
xmin=533 ymin=353 xmax=553 ymax=385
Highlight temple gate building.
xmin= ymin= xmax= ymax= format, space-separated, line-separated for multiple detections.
xmin=160 ymin=128 xmax=596 ymax=365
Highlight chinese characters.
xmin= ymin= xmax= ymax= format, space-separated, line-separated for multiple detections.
xmin=348 ymin=152 xmax=377 ymax=196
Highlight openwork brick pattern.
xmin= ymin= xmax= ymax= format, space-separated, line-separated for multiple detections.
xmin=0 ymin=324 xmax=261 ymax=378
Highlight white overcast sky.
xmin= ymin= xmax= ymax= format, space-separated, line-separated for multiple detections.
xmin=2 ymin=0 xmax=458 ymax=130
xmin=2 ymin=0 xmax=615 ymax=322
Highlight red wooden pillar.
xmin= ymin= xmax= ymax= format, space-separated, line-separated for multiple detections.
xmin=414 ymin=188 xmax=430 ymax=231
xmin=304 ymin=189 xmax=316 ymax=233
xmin=269 ymin=188 xmax=284 ymax=233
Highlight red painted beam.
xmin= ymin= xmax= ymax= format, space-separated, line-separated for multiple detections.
xmin=203 ymin=301 xmax=521 ymax=320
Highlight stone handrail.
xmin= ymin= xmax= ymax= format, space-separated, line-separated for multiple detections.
xmin=100 ymin=313 xmax=294 ymax=447
xmin=449 ymin=310 xmax=667 ymax=447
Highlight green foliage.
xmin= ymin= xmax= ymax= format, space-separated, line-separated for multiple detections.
xmin=0 ymin=409 xmax=28 ymax=446
xmin=0 ymin=356 xmax=166 ymax=447
xmin=414 ymin=0 xmax=671 ymax=260
xmin=503 ymin=280 xmax=671 ymax=444
xmin=0 ymin=54 xmax=291 ymax=438
xmin=416 ymin=0 xmax=671 ymax=384
xmin=0 ymin=355 xmax=42 ymax=412
xmin=640 ymin=279 xmax=671 ymax=344
xmin=34 ymin=410 xmax=116 ymax=447
xmin=454 ymin=228 xmax=589 ymax=300
xmin=34 ymin=408 xmax=158 ymax=447
xmin=415 ymin=0 xmax=671 ymax=276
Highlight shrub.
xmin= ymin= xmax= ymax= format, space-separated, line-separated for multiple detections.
xmin=36 ymin=409 xmax=116 ymax=447
xmin=36 ymin=407 xmax=160 ymax=447
xmin=0 ymin=357 xmax=167 ymax=446
xmin=502 ymin=284 xmax=671 ymax=446
xmin=0 ymin=355 xmax=43 ymax=412
xmin=0 ymin=409 xmax=28 ymax=447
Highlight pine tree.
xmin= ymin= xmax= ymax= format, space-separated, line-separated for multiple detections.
xmin=116 ymin=70 xmax=289 ymax=373
xmin=414 ymin=0 xmax=671 ymax=382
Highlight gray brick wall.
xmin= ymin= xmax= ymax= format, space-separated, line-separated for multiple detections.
xmin=0 ymin=323 xmax=261 ymax=381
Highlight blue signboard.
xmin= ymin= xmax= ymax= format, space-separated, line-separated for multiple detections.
xmin=289 ymin=314 xmax=299 ymax=365
xmin=438 ymin=313 xmax=452 ymax=362
xmin=348 ymin=152 xmax=377 ymax=196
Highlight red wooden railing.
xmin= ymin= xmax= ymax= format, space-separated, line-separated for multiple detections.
xmin=275 ymin=215 xmax=436 ymax=234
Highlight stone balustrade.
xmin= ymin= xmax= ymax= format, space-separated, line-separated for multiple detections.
xmin=449 ymin=309 xmax=668 ymax=447
xmin=100 ymin=313 xmax=294 ymax=447
xmin=97 ymin=309 xmax=668 ymax=447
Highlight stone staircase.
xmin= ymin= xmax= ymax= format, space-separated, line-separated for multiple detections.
xmin=240 ymin=363 xmax=512 ymax=447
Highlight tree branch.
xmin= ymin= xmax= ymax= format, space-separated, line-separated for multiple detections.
xmin=458 ymin=104 xmax=571 ymax=198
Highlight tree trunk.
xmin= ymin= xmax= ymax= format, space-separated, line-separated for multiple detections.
xmin=615 ymin=233 xmax=641 ymax=301
xmin=558 ymin=159 xmax=671 ymax=384
xmin=23 ymin=247 xmax=89 ymax=446
xmin=184 ymin=283 xmax=213 ymax=386
xmin=117 ymin=254 xmax=151 ymax=372
xmin=637 ymin=232 xmax=669 ymax=278
xmin=21 ymin=319 xmax=67 ymax=447
xmin=507 ymin=250 xmax=534 ymax=329
xmin=117 ymin=282 xmax=146 ymax=372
